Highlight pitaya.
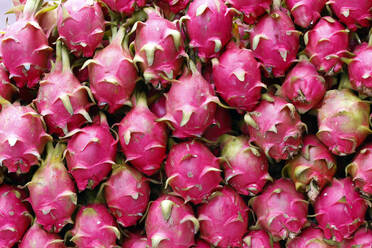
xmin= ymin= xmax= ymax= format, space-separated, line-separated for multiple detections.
xmin=118 ymin=92 xmax=167 ymax=176
xmin=0 ymin=185 xmax=31 ymax=247
xmin=285 ymin=0 xmax=326 ymax=28
xmin=70 ymin=204 xmax=120 ymax=248
xmin=280 ymin=60 xmax=326 ymax=114
xmin=250 ymin=9 xmax=300 ymax=77
xmin=250 ymin=178 xmax=308 ymax=241
xmin=156 ymin=0 xmax=190 ymax=15
xmin=244 ymin=94 xmax=306 ymax=161
xmin=203 ymin=106 xmax=232 ymax=142
xmin=198 ymin=187 xmax=249 ymax=248
xmin=165 ymin=140 xmax=221 ymax=204
xmin=149 ymin=94 xmax=166 ymax=118
xmin=342 ymin=228 xmax=372 ymax=248
xmin=37 ymin=2 xmax=58 ymax=39
xmin=0 ymin=64 xmax=18 ymax=103
xmin=242 ymin=230 xmax=280 ymax=248
xmin=225 ymin=0 xmax=271 ymax=24
xmin=65 ymin=114 xmax=117 ymax=191
xmin=286 ymin=227 xmax=337 ymax=248
xmin=19 ymin=223 xmax=65 ymax=248
xmin=316 ymin=89 xmax=370 ymax=156
xmin=314 ymin=178 xmax=368 ymax=242
xmin=304 ymin=17 xmax=349 ymax=76
xmin=212 ymin=42 xmax=265 ymax=111
xmin=220 ymin=134 xmax=272 ymax=196
xmin=145 ymin=195 xmax=199 ymax=248
xmin=57 ymin=0 xmax=105 ymax=57
xmin=35 ymin=41 xmax=93 ymax=137
xmin=27 ymin=143 xmax=77 ymax=232
xmin=122 ymin=232 xmax=147 ymax=248
xmin=101 ymin=0 xmax=145 ymax=15
xmin=1 ymin=0 xmax=52 ymax=88
xmin=132 ymin=9 xmax=186 ymax=88
xmin=193 ymin=240 xmax=210 ymax=248
xmin=183 ymin=0 xmax=233 ymax=61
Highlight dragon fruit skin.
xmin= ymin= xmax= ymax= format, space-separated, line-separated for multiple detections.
xmin=198 ymin=187 xmax=249 ymax=248
xmin=27 ymin=143 xmax=77 ymax=233
xmin=348 ymin=43 xmax=372 ymax=96
xmin=220 ymin=135 xmax=272 ymax=196
xmin=122 ymin=232 xmax=147 ymax=248
xmin=280 ymin=60 xmax=326 ymax=114
xmin=244 ymin=95 xmax=306 ymax=162
xmin=70 ymin=204 xmax=120 ymax=248
xmin=184 ymin=0 xmax=233 ymax=61
xmin=0 ymin=64 xmax=18 ymax=103
xmin=225 ymin=0 xmax=271 ymax=24
xmin=315 ymin=178 xmax=368 ymax=242
xmin=66 ymin=115 xmax=117 ymax=191
xmin=242 ymin=230 xmax=280 ymax=248
xmin=304 ymin=17 xmax=349 ymax=76
xmin=287 ymin=227 xmax=337 ymax=248
xmin=203 ymin=106 xmax=232 ymax=142
xmin=285 ymin=0 xmax=326 ymax=28
xmin=156 ymin=0 xmax=190 ymax=14
xmin=57 ymin=0 xmax=105 ymax=57
xmin=149 ymin=94 xmax=167 ymax=118
xmin=250 ymin=178 xmax=309 ymax=241
xmin=101 ymin=0 xmax=145 ymax=15
xmin=317 ymin=89 xmax=370 ymax=156
xmin=342 ymin=228 xmax=372 ymax=248
xmin=250 ymin=9 xmax=299 ymax=77
xmin=193 ymin=240 xmax=210 ymax=248
xmin=104 ymin=164 xmax=150 ymax=227
xmin=19 ymin=223 xmax=65 ymax=248
xmin=145 ymin=195 xmax=199 ymax=248
xmin=282 ymin=135 xmax=337 ymax=201
xmin=212 ymin=42 xmax=265 ymax=112
xmin=165 ymin=140 xmax=222 ymax=204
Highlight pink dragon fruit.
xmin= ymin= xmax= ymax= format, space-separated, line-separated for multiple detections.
xmin=156 ymin=0 xmax=190 ymax=15
xmin=285 ymin=0 xmax=326 ymax=28
xmin=85 ymin=27 xmax=138 ymax=113
xmin=145 ymin=195 xmax=199 ymax=248
xmin=314 ymin=178 xmax=368 ymax=242
xmin=35 ymin=41 xmax=93 ymax=137
xmin=287 ymin=227 xmax=337 ymax=248
xmin=304 ymin=17 xmax=349 ymax=76
xmin=184 ymin=0 xmax=233 ymax=61
xmin=101 ymin=0 xmax=145 ymax=15
xmin=250 ymin=178 xmax=308 ymax=240
xmin=244 ymin=94 xmax=306 ymax=161
xmin=280 ymin=60 xmax=326 ymax=114
xmin=0 ymin=64 xmax=18 ymax=103
xmin=70 ymin=204 xmax=120 ymax=248
xmin=242 ymin=230 xmax=280 ymax=248
xmin=149 ymin=94 xmax=166 ymax=118
xmin=133 ymin=9 xmax=186 ymax=88
xmin=19 ymin=223 xmax=65 ymax=248
xmin=1 ymin=0 xmax=52 ymax=88
xmin=250 ymin=9 xmax=300 ymax=77
xmin=282 ymin=135 xmax=337 ymax=201
xmin=122 ymin=232 xmax=147 ymax=248
xmin=328 ymin=0 xmax=372 ymax=31
xmin=118 ymin=92 xmax=167 ymax=176
xmin=198 ymin=187 xmax=249 ymax=248
xmin=27 ymin=143 xmax=77 ymax=233
xmin=57 ymin=0 xmax=105 ymax=57
xmin=346 ymin=143 xmax=372 ymax=196
xmin=220 ymin=134 xmax=272 ymax=196
xmin=165 ymin=140 xmax=222 ymax=204
xmin=225 ymin=0 xmax=271 ymax=24
xmin=66 ymin=114 xmax=117 ymax=191
xmin=212 ymin=42 xmax=265 ymax=111
xmin=104 ymin=164 xmax=150 ymax=227
xmin=0 ymin=185 xmax=31 ymax=247
xmin=316 ymin=89 xmax=370 ymax=156
xmin=203 ymin=106 xmax=232 ymax=142
xmin=343 ymin=228 xmax=372 ymax=248
xmin=37 ymin=2 xmax=58 ymax=39
xmin=193 ymin=240 xmax=210 ymax=248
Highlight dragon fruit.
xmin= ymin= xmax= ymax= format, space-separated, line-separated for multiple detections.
xmin=1 ymin=0 xmax=52 ymax=88
xmin=250 ymin=8 xmax=300 ymax=77
xmin=101 ymin=0 xmax=145 ymax=15
xmin=57 ymin=0 xmax=105 ymax=57
xmin=343 ymin=228 xmax=372 ymax=248
xmin=19 ymin=223 xmax=65 ymax=248
xmin=145 ymin=195 xmax=199 ymax=248
xmin=193 ymin=240 xmax=210 ymax=248
xmin=285 ymin=0 xmax=326 ymax=28
xmin=0 ymin=64 xmax=18 ymax=103
xmin=156 ymin=0 xmax=190 ymax=15
xmin=282 ymin=135 xmax=337 ymax=201
xmin=225 ymin=0 xmax=271 ymax=24
xmin=242 ymin=230 xmax=280 ymax=248
xmin=104 ymin=164 xmax=150 ymax=227
xmin=0 ymin=185 xmax=31 ymax=247
xmin=85 ymin=26 xmax=138 ymax=113
xmin=65 ymin=114 xmax=117 ymax=191
xmin=220 ymin=134 xmax=272 ymax=196
xmin=118 ymin=92 xmax=167 ymax=176
xmin=36 ymin=2 xmax=58 ymax=39
xmin=244 ymin=94 xmax=306 ymax=161
xmin=122 ymin=232 xmax=147 ymax=248
xmin=70 ymin=204 xmax=120 ymax=248
xmin=314 ymin=178 xmax=368 ymax=242
xmin=35 ymin=41 xmax=93 ymax=137
xmin=203 ymin=106 xmax=232 ymax=142
xmin=149 ymin=94 xmax=166 ymax=118
xmin=280 ymin=60 xmax=326 ymax=114
xmin=198 ymin=187 xmax=249 ymax=248
xmin=346 ymin=143 xmax=372 ymax=196
xmin=133 ymin=9 xmax=186 ymax=88
xmin=250 ymin=178 xmax=308 ymax=241
xmin=27 ymin=143 xmax=77 ymax=233
xmin=304 ymin=17 xmax=349 ymax=76
xmin=165 ymin=140 xmax=221 ymax=204
xmin=212 ymin=42 xmax=265 ymax=111
xmin=287 ymin=227 xmax=336 ymax=248
xmin=317 ymin=89 xmax=370 ymax=156
xmin=184 ymin=0 xmax=233 ymax=61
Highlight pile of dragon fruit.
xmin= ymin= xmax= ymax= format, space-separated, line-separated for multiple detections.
xmin=0 ymin=0 xmax=371 ymax=247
